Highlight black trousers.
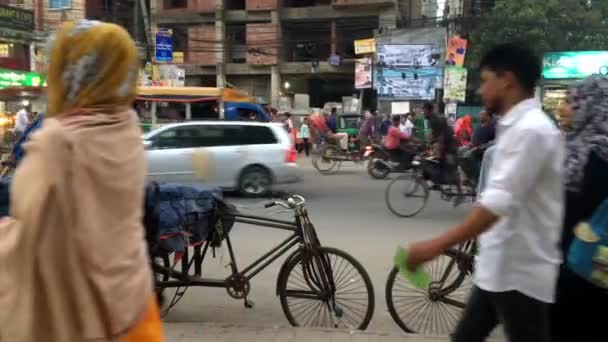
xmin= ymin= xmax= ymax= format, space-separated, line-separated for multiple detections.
xmin=452 ymin=286 xmax=550 ymax=342
xmin=302 ymin=138 xmax=310 ymax=157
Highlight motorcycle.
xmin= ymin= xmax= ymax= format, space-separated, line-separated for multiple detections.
xmin=365 ymin=143 xmax=415 ymax=180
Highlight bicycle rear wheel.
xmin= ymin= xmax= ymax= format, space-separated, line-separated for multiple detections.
xmin=385 ymin=174 xmax=429 ymax=217
xmin=385 ymin=250 xmax=472 ymax=335
xmin=312 ymin=145 xmax=341 ymax=174
xmin=278 ymin=247 xmax=375 ymax=330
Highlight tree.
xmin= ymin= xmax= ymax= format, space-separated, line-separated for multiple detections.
xmin=460 ymin=0 xmax=608 ymax=69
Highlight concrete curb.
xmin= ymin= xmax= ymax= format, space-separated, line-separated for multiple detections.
xmin=163 ymin=322 xmax=455 ymax=341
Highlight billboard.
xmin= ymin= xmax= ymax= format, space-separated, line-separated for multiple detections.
xmin=542 ymin=51 xmax=608 ymax=79
xmin=445 ymin=37 xmax=467 ymax=67
xmin=354 ymin=57 xmax=372 ymax=89
xmin=444 ymin=67 xmax=467 ymax=102
xmin=374 ymin=44 xmax=442 ymax=100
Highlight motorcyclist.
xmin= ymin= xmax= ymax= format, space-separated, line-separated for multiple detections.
xmin=384 ymin=115 xmax=413 ymax=170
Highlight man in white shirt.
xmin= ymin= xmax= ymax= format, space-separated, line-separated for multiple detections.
xmin=406 ymin=44 xmax=563 ymax=342
xmin=399 ymin=114 xmax=414 ymax=136
xmin=14 ymin=106 xmax=30 ymax=139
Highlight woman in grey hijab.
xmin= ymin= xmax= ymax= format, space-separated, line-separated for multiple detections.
xmin=551 ymin=76 xmax=608 ymax=342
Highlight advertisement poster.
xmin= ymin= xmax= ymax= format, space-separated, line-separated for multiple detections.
xmin=354 ymin=38 xmax=376 ymax=55
xmin=354 ymin=57 xmax=372 ymax=89
xmin=445 ymin=37 xmax=467 ymax=67
xmin=542 ymin=51 xmax=608 ymax=79
xmin=444 ymin=67 xmax=467 ymax=102
xmin=155 ymin=29 xmax=173 ymax=63
xmin=374 ymin=44 xmax=442 ymax=100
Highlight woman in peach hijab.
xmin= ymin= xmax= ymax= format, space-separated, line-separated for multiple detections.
xmin=0 ymin=20 xmax=163 ymax=341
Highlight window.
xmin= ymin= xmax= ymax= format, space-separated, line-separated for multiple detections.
xmin=150 ymin=125 xmax=277 ymax=149
xmin=150 ymin=126 xmax=203 ymax=149
xmin=49 ymin=0 xmax=71 ymax=9
xmin=237 ymin=126 xmax=278 ymax=145
xmin=163 ymin=0 xmax=187 ymax=9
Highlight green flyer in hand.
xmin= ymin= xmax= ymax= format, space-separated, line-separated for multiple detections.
xmin=394 ymin=246 xmax=431 ymax=289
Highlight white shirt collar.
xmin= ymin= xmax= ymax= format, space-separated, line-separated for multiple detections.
xmin=498 ymin=98 xmax=541 ymax=128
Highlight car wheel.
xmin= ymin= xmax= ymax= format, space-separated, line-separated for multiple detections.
xmin=239 ymin=166 xmax=272 ymax=197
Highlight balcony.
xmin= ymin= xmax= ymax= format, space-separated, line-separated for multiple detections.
xmin=332 ymin=0 xmax=394 ymax=7
xmin=156 ymin=0 xmax=216 ymax=14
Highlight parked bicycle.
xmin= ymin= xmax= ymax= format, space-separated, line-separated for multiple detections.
xmin=150 ymin=194 xmax=375 ymax=330
xmin=385 ymin=240 xmax=475 ymax=335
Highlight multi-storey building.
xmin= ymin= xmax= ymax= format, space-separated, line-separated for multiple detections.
xmin=153 ymin=0 xmax=404 ymax=107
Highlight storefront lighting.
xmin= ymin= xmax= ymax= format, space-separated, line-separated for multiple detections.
xmin=21 ymin=100 xmax=29 ymax=106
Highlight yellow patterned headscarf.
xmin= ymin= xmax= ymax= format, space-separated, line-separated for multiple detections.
xmin=45 ymin=20 xmax=139 ymax=117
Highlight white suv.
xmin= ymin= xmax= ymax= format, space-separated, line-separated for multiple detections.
xmin=143 ymin=121 xmax=300 ymax=196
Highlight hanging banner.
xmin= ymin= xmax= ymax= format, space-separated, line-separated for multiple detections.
xmin=446 ymin=37 xmax=467 ymax=67
xmin=443 ymin=66 xmax=468 ymax=102
xmin=354 ymin=38 xmax=376 ymax=55
xmin=374 ymin=44 xmax=442 ymax=100
xmin=354 ymin=57 xmax=372 ymax=89
xmin=155 ymin=29 xmax=173 ymax=63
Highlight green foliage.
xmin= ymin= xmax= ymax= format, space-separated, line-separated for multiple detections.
xmin=463 ymin=0 xmax=608 ymax=69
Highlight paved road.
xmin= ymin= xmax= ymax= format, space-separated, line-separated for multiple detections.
xmin=162 ymin=158 xmax=471 ymax=334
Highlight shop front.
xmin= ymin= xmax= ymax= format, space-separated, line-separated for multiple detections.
xmin=541 ymin=51 xmax=608 ymax=120
xmin=0 ymin=67 xmax=46 ymax=148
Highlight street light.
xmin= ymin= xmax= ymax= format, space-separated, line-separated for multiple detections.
xmin=283 ymin=81 xmax=291 ymax=90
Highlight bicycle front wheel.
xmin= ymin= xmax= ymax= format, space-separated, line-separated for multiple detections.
xmin=278 ymin=247 xmax=375 ymax=330
xmin=385 ymin=174 xmax=429 ymax=217
xmin=385 ymin=250 xmax=472 ymax=335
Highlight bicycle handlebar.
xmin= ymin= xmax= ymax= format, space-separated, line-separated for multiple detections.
xmin=264 ymin=195 xmax=306 ymax=209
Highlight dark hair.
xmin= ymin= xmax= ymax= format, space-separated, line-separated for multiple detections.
xmin=285 ymin=112 xmax=291 ymax=117
xmin=479 ymin=43 xmax=541 ymax=94
xmin=392 ymin=115 xmax=401 ymax=124
xmin=423 ymin=102 xmax=434 ymax=111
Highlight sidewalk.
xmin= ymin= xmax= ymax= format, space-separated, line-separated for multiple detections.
xmin=164 ymin=323 xmax=462 ymax=342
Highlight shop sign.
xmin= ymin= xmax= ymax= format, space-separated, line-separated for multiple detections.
xmin=0 ymin=67 xmax=45 ymax=89
xmin=354 ymin=38 xmax=376 ymax=55
xmin=0 ymin=4 xmax=34 ymax=31
xmin=542 ymin=51 xmax=608 ymax=79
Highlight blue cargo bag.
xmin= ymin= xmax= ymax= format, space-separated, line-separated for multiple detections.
xmin=567 ymin=197 xmax=608 ymax=289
